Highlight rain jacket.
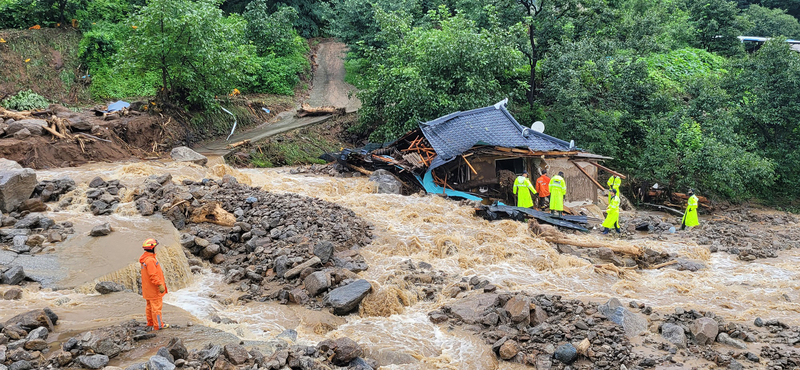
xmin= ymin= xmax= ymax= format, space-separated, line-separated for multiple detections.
xmin=140 ymin=251 xmax=167 ymax=300
xmin=602 ymin=195 xmax=620 ymax=229
xmin=606 ymin=176 xmax=621 ymax=204
xmin=549 ymin=175 xmax=566 ymax=211
xmin=535 ymin=174 xmax=551 ymax=197
xmin=682 ymin=194 xmax=700 ymax=228
xmin=513 ymin=176 xmax=537 ymax=208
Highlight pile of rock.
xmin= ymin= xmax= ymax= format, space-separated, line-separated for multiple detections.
xmin=0 ymin=308 xmax=60 ymax=369
xmin=132 ymin=174 xmax=375 ymax=314
xmin=760 ymin=345 xmax=800 ymax=369
xmin=85 ymin=177 xmax=126 ymax=216
xmin=428 ymin=294 xmax=638 ymax=369
xmin=31 ymin=178 xmax=75 ymax=203
xmin=693 ymin=208 xmax=799 ymax=260
xmin=0 ymin=213 xmax=74 ymax=255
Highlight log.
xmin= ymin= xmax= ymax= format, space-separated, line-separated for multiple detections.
xmin=586 ymin=161 xmax=627 ymax=179
xmin=651 ymin=260 xmax=678 ymax=269
xmin=672 ymin=192 xmax=710 ymax=204
xmin=570 ymin=161 xmax=606 ymax=191
xmin=0 ymin=107 xmax=32 ymax=121
xmin=461 ymin=155 xmax=477 ymax=175
xmin=346 ymin=164 xmax=373 ymax=176
xmin=227 ymin=139 xmax=250 ymax=149
xmin=296 ymin=103 xmax=346 ymax=117
xmin=545 ymin=235 xmax=642 ymax=256
xmin=42 ymin=125 xmax=66 ymax=139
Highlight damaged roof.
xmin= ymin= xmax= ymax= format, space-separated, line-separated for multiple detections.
xmin=420 ymin=99 xmax=573 ymax=162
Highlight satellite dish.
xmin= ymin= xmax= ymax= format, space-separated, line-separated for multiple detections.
xmin=569 ymin=140 xmax=575 ymax=149
xmin=531 ymin=121 xmax=545 ymax=133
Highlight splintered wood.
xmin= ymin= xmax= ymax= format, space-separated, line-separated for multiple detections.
xmin=402 ymin=136 xmax=437 ymax=168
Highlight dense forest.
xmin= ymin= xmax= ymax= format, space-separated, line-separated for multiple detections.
xmin=1 ymin=0 xmax=799 ymax=202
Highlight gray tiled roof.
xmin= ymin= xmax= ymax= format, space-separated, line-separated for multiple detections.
xmin=420 ymin=101 xmax=572 ymax=161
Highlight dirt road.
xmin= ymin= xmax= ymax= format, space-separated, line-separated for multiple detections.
xmin=194 ymin=41 xmax=360 ymax=156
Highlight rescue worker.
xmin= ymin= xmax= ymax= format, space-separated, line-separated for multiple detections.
xmin=602 ymin=188 xmax=621 ymax=234
xmin=140 ymin=238 xmax=169 ymax=330
xmin=606 ymin=175 xmax=621 ymax=204
xmin=681 ymin=189 xmax=700 ymax=230
xmin=535 ymin=169 xmax=551 ymax=209
xmin=513 ymin=170 xmax=537 ymax=208
xmin=549 ymin=171 xmax=566 ymax=216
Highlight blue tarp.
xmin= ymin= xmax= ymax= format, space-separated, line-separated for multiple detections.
xmin=105 ymin=100 xmax=130 ymax=113
xmin=415 ymin=169 xmax=483 ymax=201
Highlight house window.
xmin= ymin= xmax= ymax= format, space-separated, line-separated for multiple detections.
xmin=495 ymin=158 xmax=524 ymax=175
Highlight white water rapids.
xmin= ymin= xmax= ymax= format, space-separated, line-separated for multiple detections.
xmin=1 ymin=159 xmax=798 ymax=369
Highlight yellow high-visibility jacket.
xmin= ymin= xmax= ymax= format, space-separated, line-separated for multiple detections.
xmin=602 ymin=195 xmax=620 ymax=229
xmin=682 ymin=194 xmax=700 ymax=227
xmin=513 ymin=176 xmax=537 ymax=208
xmin=549 ymin=175 xmax=566 ymax=211
xmin=607 ymin=176 xmax=621 ymax=204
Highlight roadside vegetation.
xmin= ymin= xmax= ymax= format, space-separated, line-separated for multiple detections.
xmin=1 ymin=0 xmax=799 ymax=203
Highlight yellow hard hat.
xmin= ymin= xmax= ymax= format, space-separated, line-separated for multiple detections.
xmin=142 ymin=238 xmax=159 ymax=249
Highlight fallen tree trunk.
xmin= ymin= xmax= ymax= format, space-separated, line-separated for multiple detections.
xmin=544 ymin=235 xmax=642 ymax=256
xmin=296 ymin=104 xmax=346 ymax=117
xmin=0 ymin=107 xmax=32 ymax=121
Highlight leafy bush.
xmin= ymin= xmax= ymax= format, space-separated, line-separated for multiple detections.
xmin=1 ymin=90 xmax=50 ymax=111
xmin=644 ymin=48 xmax=728 ymax=92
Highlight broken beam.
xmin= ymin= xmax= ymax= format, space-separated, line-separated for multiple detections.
xmin=586 ymin=161 xmax=627 ymax=179
xmin=570 ymin=161 xmax=606 ymax=191
xmin=462 ymin=155 xmax=477 ymax=175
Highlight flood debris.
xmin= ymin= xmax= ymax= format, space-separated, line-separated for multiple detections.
xmin=131 ymin=174 xmax=374 ymax=314
xmin=333 ymin=100 xmax=620 ymax=209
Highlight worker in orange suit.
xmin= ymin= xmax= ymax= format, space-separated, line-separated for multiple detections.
xmin=535 ymin=169 xmax=551 ymax=209
xmin=140 ymin=238 xmax=169 ymax=330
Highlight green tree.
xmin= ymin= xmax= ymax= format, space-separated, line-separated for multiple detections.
xmin=0 ymin=0 xmax=87 ymax=28
xmin=727 ymin=39 xmax=800 ymax=195
xmin=742 ymin=4 xmax=800 ymax=37
xmin=687 ymin=0 xmax=745 ymax=55
xmin=120 ymin=0 xmax=255 ymax=108
xmin=357 ymin=6 xmax=526 ymax=141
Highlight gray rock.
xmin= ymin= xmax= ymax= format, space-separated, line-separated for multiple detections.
xmin=449 ymin=293 xmax=500 ymax=324
xmin=691 ymin=317 xmax=719 ymax=345
xmin=598 ymin=298 xmax=647 ymax=337
xmin=349 ymin=357 xmax=374 ymax=370
xmin=13 ymin=128 xmax=31 ymax=140
xmin=754 ymin=317 xmax=763 ymax=327
xmin=179 ymin=234 xmax=195 ymax=248
xmin=0 ymin=159 xmax=22 ymax=171
xmin=284 ymin=256 xmax=321 ymax=279
xmin=25 ymin=327 xmax=48 ymax=340
xmin=1 ymin=266 xmax=26 ymax=285
xmin=147 ymin=355 xmax=175 ymax=370
xmin=136 ymin=199 xmax=155 ymax=216
xmin=95 ymin=281 xmax=125 ymax=294
xmin=156 ymin=348 xmax=174 ymax=363
xmin=10 ymin=236 xmax=30 ymax=254
xmin=553 ymin=343 xmax=577 ymax=364
xmin=223 ymin=344 xmax=249 ymax=365
xmin=87 ymin=336 xmax=121 ymax=357
xmin=166 ymin=337 xmax=188 ymax=360
xmin=304 ymin=271 xmax=330 ymax=297
xmin=717 ymin=333 xmax=747 ymax=349
xmin=6 ymin=119 xmax=46 ymax=136
xmin=88 ymin=177 xmax=106 ymax=188
xmin=277 ymin=329 xmax=298 ymax=342
xmin=170 ymin=147 xmax=208 ymax=166
xmin=661 ymin=323 xmax=687 ymax=348
xmin=331 ymin=337 xmax=362 ymax=365
xmin=368 ymin=169 xmax=402 ymax=194
xmin=4 ymin=288 xmax=22 ymax=300
xmin=88 ymin=223 xmax=112 ymax=237
xmin=314 ymin=241 xmax=334 ymax=264
xmin=8 ymin=360 xmax=31 ymax=370
xmin=0 ymin=168 xmax=37 ymax=213
xmin=326 ymin=279 xmax=372 ymax=315
xmin=77 ymin=354 xmax=109 ymax=369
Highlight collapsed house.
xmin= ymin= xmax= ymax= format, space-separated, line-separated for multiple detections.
xmin=342 ymin=99 xmax=622 ymax=212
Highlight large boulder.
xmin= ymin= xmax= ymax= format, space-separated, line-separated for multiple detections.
xmin=89 ymin=223 xmax=112 ymax=237
xmin=95 ymin=281 xmax=125 ymax=294
xmin=661 ymin=323 xmax=687 ymax=348
xmin=368 ymin=169 xmax=402 ymax=194
xmin=448 ymin=293 xmax=499 ymax=324
xmin=326 ymin=279 xmax=372 ymax=315
xmin=170 ymin=147 xmax=208 ymax=166
xmin=6 ymin=119 xmax=46 ymax=136
xmin=1 ymin=266 xmax=26 ymax=285
xmin=77 ymin=354 xmax=109 ymax=369
xmin=598 ymin=298 xmax=647 ymax=337
xmin=0 ymin=168 xmax=37 ymax=213
xmin=148 ymin=355 xmax=176 ymax=370
xmin=223 ymin=344 xmax=249 ymax=365
xmin=4 ymin=308 xmax=54 ymax=331
xmin=690 ymin=317 xmax=719 ymax=345
xmin=504 ymin=295 xmax=531 ymax=324
xmin=0 ymin=159 xmax=22 ymax=171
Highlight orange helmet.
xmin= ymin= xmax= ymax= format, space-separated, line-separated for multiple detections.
xmin=142 ymin=238 xmax=159 ymax=249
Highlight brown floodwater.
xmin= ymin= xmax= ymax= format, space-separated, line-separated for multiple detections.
xmin=1 ymin=160 xmax=796 ymax=369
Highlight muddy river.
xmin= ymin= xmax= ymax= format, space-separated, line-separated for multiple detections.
xmin=1 ymin=159 xmax=798 ymax=369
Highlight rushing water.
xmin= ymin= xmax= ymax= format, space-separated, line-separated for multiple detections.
xmin=2 ymin=159 xmax=797 ymax=369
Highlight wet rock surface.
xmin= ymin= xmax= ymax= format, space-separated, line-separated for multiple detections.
xmin=131 ymin=174 xmax=374 ymax=313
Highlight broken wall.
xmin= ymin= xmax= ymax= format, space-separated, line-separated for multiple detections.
xmin=544 ymin=159 xmax=598 ymax=205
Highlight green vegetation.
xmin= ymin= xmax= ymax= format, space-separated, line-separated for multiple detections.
xmin=246 ymin=130 xmax=343 ymax=167
xmin=1 ymin=89 xmax=50 ymax=110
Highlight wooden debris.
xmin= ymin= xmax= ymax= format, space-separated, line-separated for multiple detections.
xmin=651 ymin=260 xmax=678 ymax=269
xmin=586 ymin=161 xmax=627 ymax=179
xmin=461 ymin=155 xmax=477 ymax=175
xmin=0 ymin=107 xmax=32 ymax=121
xmin=227 ymin=139 xmax=250 ymax=149
xmin=594 ymin=263 xmax=636 ymax=278
xmin=42 ymin=125 xmax=66 ymax=139
xmin=347 ymin=164 xmax=373 ymax=176
xmin=570 ymin=161 xmax=606 ymax=191
xmin=296 ymin=103 xmax=345 ymax=117
xmin=190 ymin=202 xmax=236 ymax=227
xmin=544 ymin=234 xmax=642 ymax=256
